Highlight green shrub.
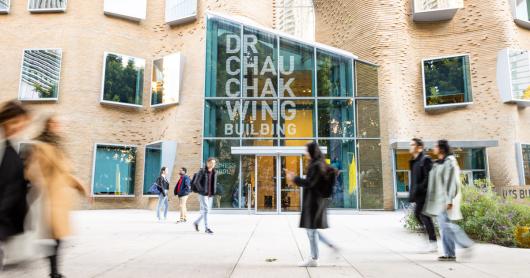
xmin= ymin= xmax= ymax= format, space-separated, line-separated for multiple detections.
xmin=402 ymin=180 xmax=530 ymax=248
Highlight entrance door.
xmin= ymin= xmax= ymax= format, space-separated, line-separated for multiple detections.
xmin=253 ymin=155 xmax=303 ymax=213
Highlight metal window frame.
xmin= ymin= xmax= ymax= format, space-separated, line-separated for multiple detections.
xmin=150 ymin=52 xmax=184 ymax=108
xmin=28 ymin=0 xmax=67 ymax=13
xmin=516 ymin=143 xmax=530 ymax=185
xmin=91 ymin=143 xmax=138 ymax=198
xmin=0 ymin=0 xmax=10 ymax=13
xmin=18 ymin=48 xmax=63 ymax=102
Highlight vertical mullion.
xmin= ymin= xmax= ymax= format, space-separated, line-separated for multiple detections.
xmin=314 ymin=47 xmax=318 ymax=142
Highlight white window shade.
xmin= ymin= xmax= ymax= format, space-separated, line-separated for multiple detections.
xmin=28 ymin=0 xmax=67 ymax=13
xmin=0 ymin=0 xmax=10 ymax=13
xmin=497 ymin=48 xmax=530 ymax=105
xmin=104 ymin=0 xmax=146 ymax=22
xmin=165 ymin=0 xmax=197 ymax=25
xmin=412 ymin=0 xmax=464 ymax=22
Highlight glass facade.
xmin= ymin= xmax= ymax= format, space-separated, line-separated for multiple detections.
xmin=394 ymin=147 xmax=488 ymax=208
xmin=204 ymin=15 xmax=383 ymax=210
xmin=522 ymin=144 xmax=530 ymax=185
xmin=423 ymin=55 xmax=472 ymax=108
xmin=143 ymin=144 xmax=162 ymax=195
xmin=102 ymin=52 xmax=145 ymax=106
xmin=92 ymin=144 xmax=137 ymax=196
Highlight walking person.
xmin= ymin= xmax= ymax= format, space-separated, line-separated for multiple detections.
xmin=25 ymin=115 xmax=90 ymax=278
xmin=286 ymin=142 xmax=337 ymax=267
xmin=408 ymin=138 xmax=437 ymax=252
xmin=424 ymin=140 xmax=474 ymax=262
xmin=155 ymin=167 xmax=170 ymax=221
xmin=0 ymin=101 xmax=30 ymax=270
xmin=174 ymin=167 xmax=191 ymax=223
xmin=192 ymin=157 xmax=217 ymax=234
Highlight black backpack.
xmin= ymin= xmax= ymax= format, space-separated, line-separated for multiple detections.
xmin=190 ymin=172 xmax=199 ymax=193
xmin=318 ymin=165 xmax=337 ymax=198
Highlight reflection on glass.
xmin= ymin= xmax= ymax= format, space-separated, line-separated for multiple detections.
xmin=355 ymin=61 xmax=378 ymax=97
xmin=102 ymin=52 xmax=145 ymax=106
xmin=143 ymin=144 xmax=161 ymax=195
xmin=204 ymin=99 xmax=240 ymax=137
xmin=515 ymin=0 xmax=530 ymax=21
xmin=414 ymin=0 xmax=463 ymax=12
xmin=279 ymin=38 xmax=314 ymax=97
xmin=423 ymin=55 xmax=472 ymax=107
xmin=280 ymin=100 xmax=315 ymax=138
xmin=356 ymin=99 xmax=380 ymax=138
xmin=242 ymin=100 xmax=278 ymax=138
xmin=0 ymin=0 xmax=9 ymax=11
xmin=358 ymin=140 xmax=383 ymax=209
xmin=243 ymin=27 xmax=278 ymax=98
xmin=509 ymin=50 xmax=530 ymax=100
xmin=203 ymin=139 xmax=240 ymax=208
xmin=240 ymin=155 xmax=256 ymax=209
xmin=205 ymin=18 xmax=241 ymax=97
xmin=521 ymin=144 xmax=530 ymax=185
xmin=319 ymin=139 xmax=357 ymax=208
xmin=242 ymin=139 xmax=277 ymax=146
xmin=317 ymin=50 xmax=353 ymax=97
xmin=318 ymin=99 xmax=354 ymax=138
xmin=151 ymin=53 xmax=183 ymax=106
xmin=19 ymin=49 xmax=62 ymax=100
xmin=29 ymin=0 xmax=67 ymax=10
xmin=281 ymin=156 xmax=301 ymax=212
xmin=93 ymin=145 xmax=136 ymax=196
xmin=257 ymin=156 xmax=277 ymax=212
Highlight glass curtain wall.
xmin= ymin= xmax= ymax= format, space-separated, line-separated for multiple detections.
xmin=204 ymin=15 xmax=383 ymax=210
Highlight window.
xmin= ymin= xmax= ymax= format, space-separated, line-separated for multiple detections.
xmin=0 ymin=0 xmax=10 ymax=13
xmin=358 ymin=140 xmax=384 ymax=209
xmin=513 ymin=0 xmax=530 ymax=28
xmin=92 ymin=144 xmax=137 ymax=196
xmin=143 ymin=141 xmax=177 ymax=195
xmin=101 ymin=52 xmax=145 ymax=107
xmin=422 ymin=55 xmax=472 ymax=109
xmin=517 ymin=144 xmax=530 ymax=185
xmin=19 ymin=49 xmax=62 ymax=101
xmin=317 ymin=50 xmax=353 ymax=97
xmin=497 ymin=48 xmax=530 ymax=104
xmin=151 ymin=53 xmax=184 ymax=107
xmin=28 ymin=0 xmax=67 ymax=12
xmin=165 ymin=0 xmax=197 ymax=25
xmin=104 ymin=0 xmax=146 ymax=21
xmin=412 ymin=0 xmax=464 ymax=21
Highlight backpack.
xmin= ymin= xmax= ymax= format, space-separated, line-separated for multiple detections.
xmin=318 ymin=165 xmax=337 ymax=198
xmin=190 ymin=172 xmax=199 ymax=193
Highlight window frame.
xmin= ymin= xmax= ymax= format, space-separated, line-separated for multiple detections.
xmin=412 ymin=0 xmax=464 ymax=22
xmin=103 ymin=0 xmax=147 ymax=22
xmin=150 ymin=52 xmax=184 ymax=108
xmin=516 ymin=143 xmax=530 ymax=186
xmin=0 ymin=0 xmax=10 ymax=13
xmin=512 ymin=0 xmax=530 ymax=29
xmin=421 ymin=53 xmax=473 ymax=110
xmin=27 ymin=0 xmax=67 ymax=13
xmin=91 ymin=143 xmax=138 ymax=198
xmin=18 ymin=48 xmax=63 ymax=102
xmin=165 ymin=0 xmax=197 ymax=26
xmin=497 ymin=48 xmax=530 ymax=105
xmin=100 ymin=51 xmax=145 ymax=109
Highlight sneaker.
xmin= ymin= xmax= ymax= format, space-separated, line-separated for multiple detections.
xmin=297 ymin=258 xmax=319 ymax=267
xmin=438 ymin=256 xmax=456 ymax=262
xmin=193 ymin=223 xmax=199 ymax=232
xmin=205 ymin=228 xmax=214 ymax=234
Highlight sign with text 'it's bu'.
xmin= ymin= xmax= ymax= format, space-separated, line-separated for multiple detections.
xmin=496 ymin=186 xmax=530 ymax=203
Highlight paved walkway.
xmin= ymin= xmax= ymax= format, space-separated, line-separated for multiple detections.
xmin=4 ymin=210 xmax=529 ymax=278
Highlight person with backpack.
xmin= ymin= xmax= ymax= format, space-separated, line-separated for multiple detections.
xmin=155 ymin=167 xmax=170 ymax=221
xmin=174 ymin=167 xmax=191 ymax=223
xmin=408 ymin=138 xmax=437 ymax=253
xmin=191 ymin=157 xmax=217 ymax=234
xmin=286 ymin=142 xmax=338 ymax=267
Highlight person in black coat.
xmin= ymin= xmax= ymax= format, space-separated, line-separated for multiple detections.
xmin=192 ymin=157 xmax=217 ymax=234
xmin=0 ymin=101 xmax=30 ymax=269
xmin=287 ymin=142 xmax=337 ymax=268
xmin=155 ymin=167 xmax=170 ymax=221
xmin=409 ymin=138 xmax=437 ymax=252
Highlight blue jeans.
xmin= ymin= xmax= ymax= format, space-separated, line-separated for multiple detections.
xmin=437 ymin=212 xmax=473 ymax=257
xmin=157 ymin=190 xmax=169 ymax=220
xmin=306 ymin=229 xmax=333 ymax=260
xmin=194 ymin=195 xmax=213 ymax=229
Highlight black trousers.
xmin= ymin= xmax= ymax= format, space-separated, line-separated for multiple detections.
xmin=49 ymin=239 xmax=61 ymax=275
xmin=414 ymin=202 xmax=437 ymax=241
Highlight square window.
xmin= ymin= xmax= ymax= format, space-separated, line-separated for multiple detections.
xmin=497 ymin=48 xmax=530 ymax=104
xmin=151 ymin=53 xmax=184 ymax=107
xmin=317 ymin=50 xmax=353 ymax=97
xmin=317 ymin=99 xmax=354 ymax=138
xmin=165 ymin=0 xmax=197 ymax=25
xmin=412 ymin=0 xmax=464 ymax=21
xmin=143 ymin=141 xmax=177 ymax=195
xmin=519 ymin=144 xmax=530 ymax=185
xmin=101 ymin=52 xmax=145 ymax=107
xmin=92 ymin=144 xmax=137 ymax=196
xmin=513 ymin=0 xmax=530 ymax=28
xmin=19 ymin=48 xmax=62 ymax=101
xmin=0 ymin=0 xmax=10 ymax=13
xmin=104 ymin=0 xmax=146 ymax=21
xmin=422 ymin=55 xmax=473 ymax=110
xmin=28 ymin=0 xmax=67 ymax=12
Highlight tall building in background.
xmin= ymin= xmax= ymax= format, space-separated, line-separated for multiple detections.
xmin=274 ymin=0 xmax=315 ymax=41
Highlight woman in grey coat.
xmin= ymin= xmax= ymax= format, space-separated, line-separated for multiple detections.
xmin=423 ymin=140 xmax=473 ymax=261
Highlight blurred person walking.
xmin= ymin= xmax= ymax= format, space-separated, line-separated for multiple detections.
xmin=408 ymin=138 xmax=437 ymax=253
xmin=174 ymin=167 xmax=191 ymax=223
xmin=0 ymin=101 xmax=31 ymax=270
xmin=192 ymin=157 xmax=217 ymax=234
xmin=155 ymin=167 xmax=170 ymax=221
xmin=424 ymin=140 xmax=474 ymax=262
xmin=25 ymin=115 xmax=90 ymax=278
xmin=286 ymin=142 xmax=338 ymax=268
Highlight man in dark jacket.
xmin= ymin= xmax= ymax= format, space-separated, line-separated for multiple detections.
xmin=174 ymin=167 xmax=191 ymax=223
xmin=192 ymin=158 xmax=217 ymax=234
xmin=0 ymin=101 xmax=30 ymax=268
xmin=409 ymin=138 xmax=437 ymax=252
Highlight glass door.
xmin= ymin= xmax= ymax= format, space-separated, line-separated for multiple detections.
xmin=256 ymin=156 xmax=277 ymax=213
xmin=280 ymin=156 xmax=302 ymax=212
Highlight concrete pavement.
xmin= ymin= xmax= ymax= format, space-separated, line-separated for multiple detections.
xmin=3 ymin=210 xmax=529 ymax=278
